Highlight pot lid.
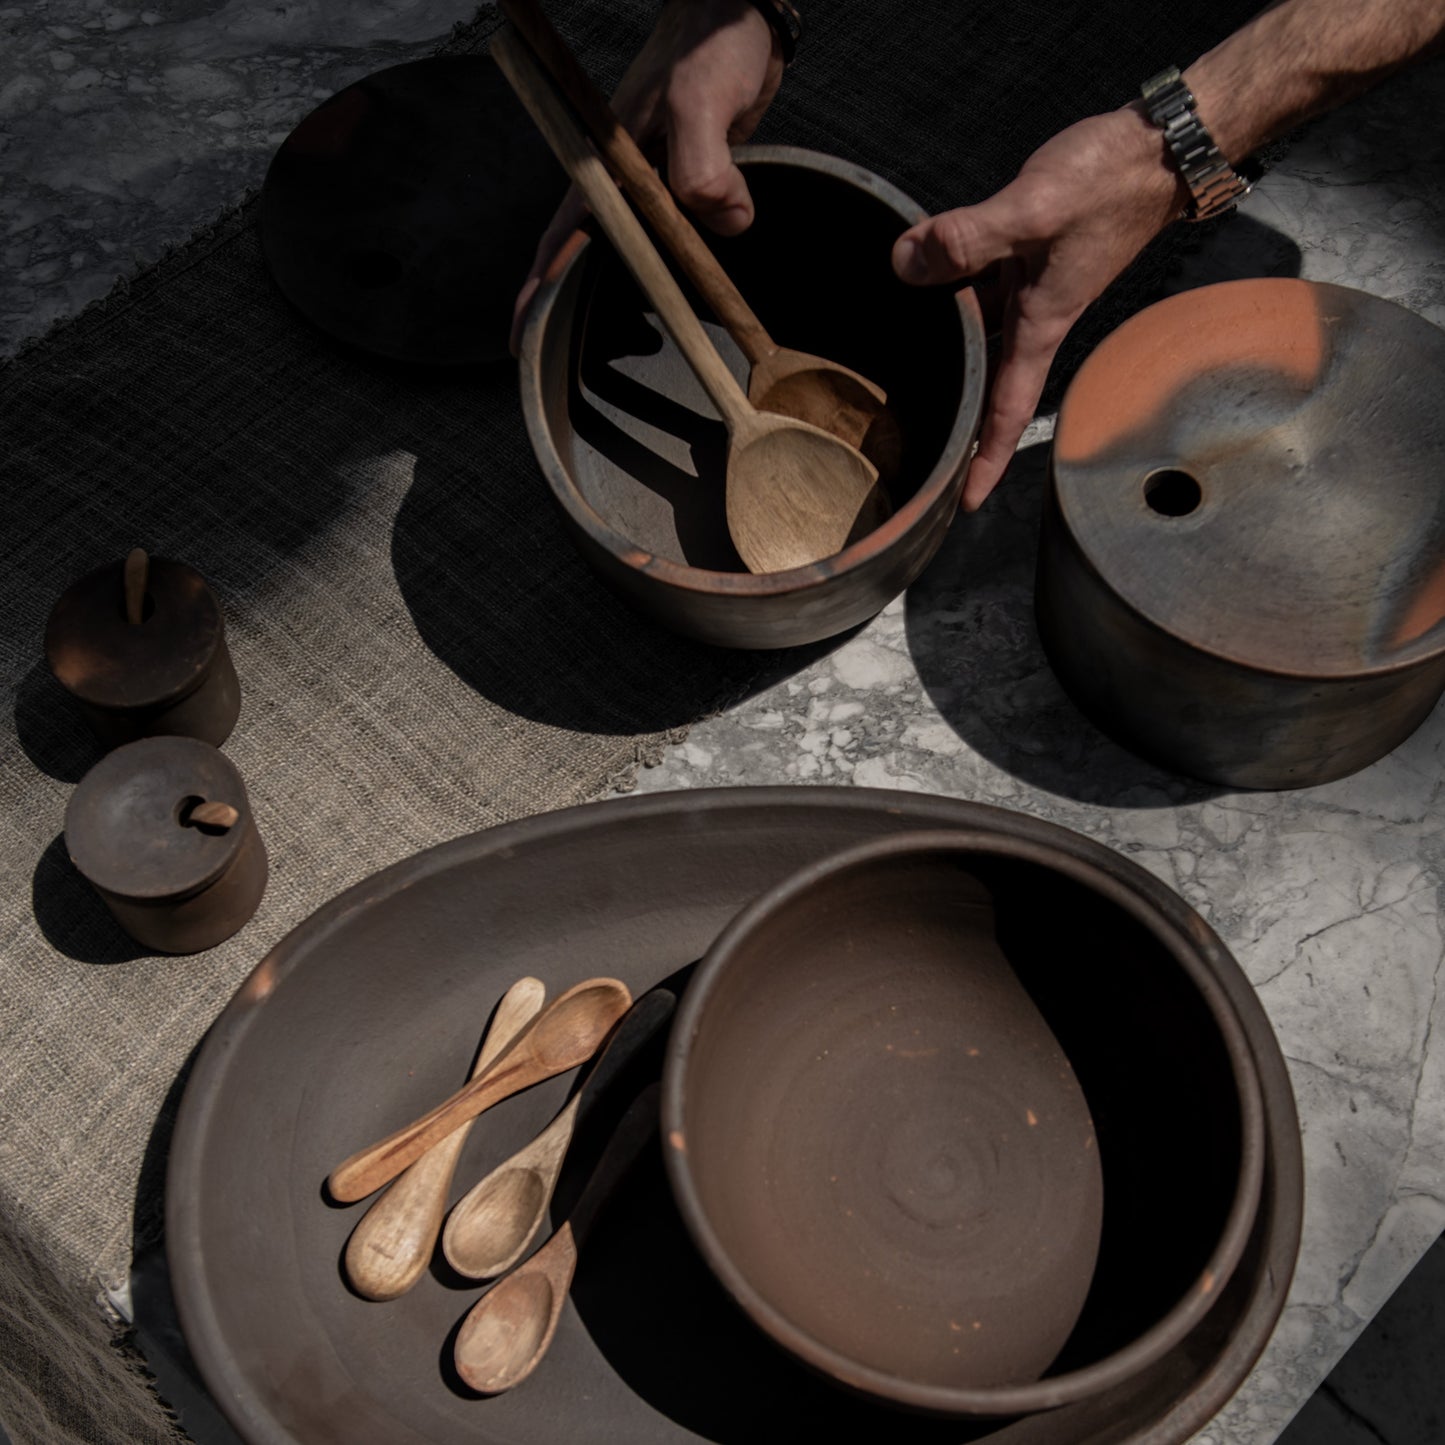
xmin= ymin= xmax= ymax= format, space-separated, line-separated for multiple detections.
xmin=1052 ymin=278 xmax=1445 ymax=678
xmin=45 ymin=555 xmax=223 ymax=711
xmin=259 ymin=52 xmax=567 ymax=365
xmin=65 ymin=736 xmax=249 ymax=900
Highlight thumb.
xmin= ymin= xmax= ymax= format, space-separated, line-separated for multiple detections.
xmin=893 ymin=203 xmax=1014 ymax=286
xmin=666 ymin=100 xmax=755 ymax=236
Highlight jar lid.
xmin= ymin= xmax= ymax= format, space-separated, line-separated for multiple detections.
xmin=45 ymin=556 xmax=224 ymax=711
xmin=65 ymin=737 xmax=249 ymax=901
xmin=1052 ymin=278 xmax=1445 ymax=677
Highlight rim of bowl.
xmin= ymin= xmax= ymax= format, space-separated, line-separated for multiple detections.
xmin=662 ymin=828 xmax=1267 ymax=1418
xmin=518 ymin=144 xmax=988 ymax=598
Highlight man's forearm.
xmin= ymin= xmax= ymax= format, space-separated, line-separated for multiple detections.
xmin=1187 ymin=0 xmax=1445 ymax=163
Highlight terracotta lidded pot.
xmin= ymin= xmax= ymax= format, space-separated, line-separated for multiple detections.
xmin=1038 ymin=278 xmax=1445 ymax=789
xmin=65 ymin=736 xmax=268 ymax=954
xmin=45 ymin=548 xmax=241 ymax=750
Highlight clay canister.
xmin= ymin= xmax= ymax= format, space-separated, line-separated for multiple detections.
xmin=65 ymin=736 xmax=268 ymax=954
xmin=45 ymin=552 xmax=241 ymax=749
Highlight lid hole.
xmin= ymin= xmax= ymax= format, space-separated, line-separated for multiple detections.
xmin=1143 ymin=469 xmax=1202 ymax=517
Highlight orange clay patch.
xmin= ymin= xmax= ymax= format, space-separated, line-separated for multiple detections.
xmin=1055 ymin=279 xmax=1325 ymax=464
xmin=1388 ymin=554 xmax=1445 ymax=649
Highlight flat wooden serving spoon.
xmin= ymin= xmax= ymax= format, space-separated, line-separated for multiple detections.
xmin=453 ymin=1083 xmax=661 ymax=1394
xmin=442 ymin=987 xmax=675 ymax=1279
xmin=326 ymin=977 xmax=632 ymax=1204
xmin=492 ymin=26 xmax=882 ymax=575
xmin=343 ymin=976 xmax=547 ymax=1301
xmin=498 ymin=0 xmax=899 ymax=476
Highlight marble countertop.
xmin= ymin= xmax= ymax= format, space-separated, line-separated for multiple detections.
xmin=4 ymin=1 xmax=1444 ymax=1442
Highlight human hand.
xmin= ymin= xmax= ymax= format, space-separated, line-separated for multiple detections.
xmin=510 ymin=0 xmax=783 ymax=354
xmin=892 ymin=105 xmax=1189 ymax=511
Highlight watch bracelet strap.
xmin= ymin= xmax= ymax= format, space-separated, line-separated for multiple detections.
xmin=743 ymin=0 xmax=801 ymax=65
xmin=1141 ymin=65 xmax=1256 ymax=221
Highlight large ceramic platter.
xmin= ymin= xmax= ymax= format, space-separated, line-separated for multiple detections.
xmin=168 ymin=787 xmax=1302 ymax=1445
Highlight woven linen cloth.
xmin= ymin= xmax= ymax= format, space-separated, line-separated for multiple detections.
xmin=0 ymin=1 xmax=1268 ymax=1440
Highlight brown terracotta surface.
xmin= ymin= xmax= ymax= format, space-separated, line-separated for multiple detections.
xmin=167 ymin=788 xmax=1300 ymax=1445
xmin=666 ymin=837 xmax=1105 ymax=1399
xmin=65 ymin=736 xmax=266 ymax=953
xmin=1041 ymin=278 xmax=1445 ymax=788
xmin=520 ymin=147 xmax=987 ymax=649
xmin=44 ymin=554 xmax=240 ymax=748
xmin=665 ymin=830 xmax=1261 ymax=1417
xmin=1050 ymin=278 xmax=1445 ymax=674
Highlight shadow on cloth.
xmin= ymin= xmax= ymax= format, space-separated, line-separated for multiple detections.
xmin=13 ymin=661 xmax=108 ymax=783
xmin=32 ymin=833 xmax=148 ymax=965
xmin=389 ymin=382 xmax=846 ymax=736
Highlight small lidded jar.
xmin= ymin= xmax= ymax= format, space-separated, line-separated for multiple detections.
xmin=65 ymin=736 xmax=268 ymax=954
xmin=45 ymin=549 xmax=241 ymax=749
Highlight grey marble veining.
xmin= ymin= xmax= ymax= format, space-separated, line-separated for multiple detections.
xmin=629 ymin=57 xmax=1445 ymax=1445
xmin=4 ymin=0 xmax=1445 ymax=1440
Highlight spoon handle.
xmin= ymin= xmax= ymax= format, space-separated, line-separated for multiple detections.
xmin=344 ymin=976 xmax=546 ymax=1300
xmin=328 ymin=979 xmax=631 ymax=1203
xmin=491 ymin=26 xmax=754 ymax=435
xmin=498 ymin=0 xmax=774 ymax=367
xmin=123 ymin=547 xmax=148 ymax=626
xmin=442 ymin=989 xmax=675 ymax=1279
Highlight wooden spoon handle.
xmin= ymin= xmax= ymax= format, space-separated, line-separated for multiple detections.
xmin=330 ymin=1048 xmax=555 ymax=1203
xmin=491 ymin=26 xmax=753 ymax=434
xmin=123 ymin=547 xmax=148 ymax=626
xmin=344 ymin=977 xmax=546 ymax=1300
xmin=498 ymin=0 xmax=774 ymax=367
xmin=329 ymin=978 xmax=631 ymax=1202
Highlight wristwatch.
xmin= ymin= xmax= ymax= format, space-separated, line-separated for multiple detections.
xmin=743 ymin=0 xmax=802 ymax=65
xmin=1141 ymin=66 xmax=1259 ymax=221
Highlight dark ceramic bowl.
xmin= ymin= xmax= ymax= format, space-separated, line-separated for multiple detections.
xmin=519 ymin=146 xmax=986 ymax=650
xmin=663 ymin=831 xmax=1266 ymax=1418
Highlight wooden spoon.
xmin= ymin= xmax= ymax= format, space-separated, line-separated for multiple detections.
xmin=498 ymin=0 xmax=900 ymax=477
xmin=453 ymin=1083 xmax=661 ymax=1394
xmin=492 ymin=27 xmax=882 ymax=575
xmin=343 ymin=976 xmax=546 ymax=1301
xmin=326 ymin=977 xmax=632 ymax=1204
xmin=442 ymin=987 xmax=675 ymax=1279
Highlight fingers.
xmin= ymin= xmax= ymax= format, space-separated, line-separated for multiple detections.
xmin=893 ymin=201 xmax=1020 ymax=287
xmin=509 ymin=185 xmax=590 ymax=357
xmin=665 ymin=92 xmax=755 ymax=235
xmin=961 ymin=300 xmax=1067 ymax=511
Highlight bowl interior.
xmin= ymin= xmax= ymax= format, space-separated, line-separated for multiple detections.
xmin=671 ymin=844 xmax=1251 ymax=1409
xmin=537 ymin=153 xmax=968 ymax=573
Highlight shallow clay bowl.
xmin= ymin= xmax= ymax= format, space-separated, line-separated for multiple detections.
xmin=1039 ymin=278 xmax=1445 ymax=788
xmin=663 ymin=830 xmax=1266 ymax=1418
xmin=520 ymin=146 xmax=986 ymax=649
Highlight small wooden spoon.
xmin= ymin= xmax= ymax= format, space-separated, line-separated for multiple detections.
xmin=443 ymin=987 xmax=675 ymax=1279
xmin=453 ymin=1083 xmax=661 ymax=1394
xmin=498 ymin=0 xmax=899 ymax=475
xmin=343 ymin=976 xmax=546 ymax=1301
xmin=493 ymin=27 xmax=882 ymax=575
xmin=326 ymin=978 xmax=632 ymax=1204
